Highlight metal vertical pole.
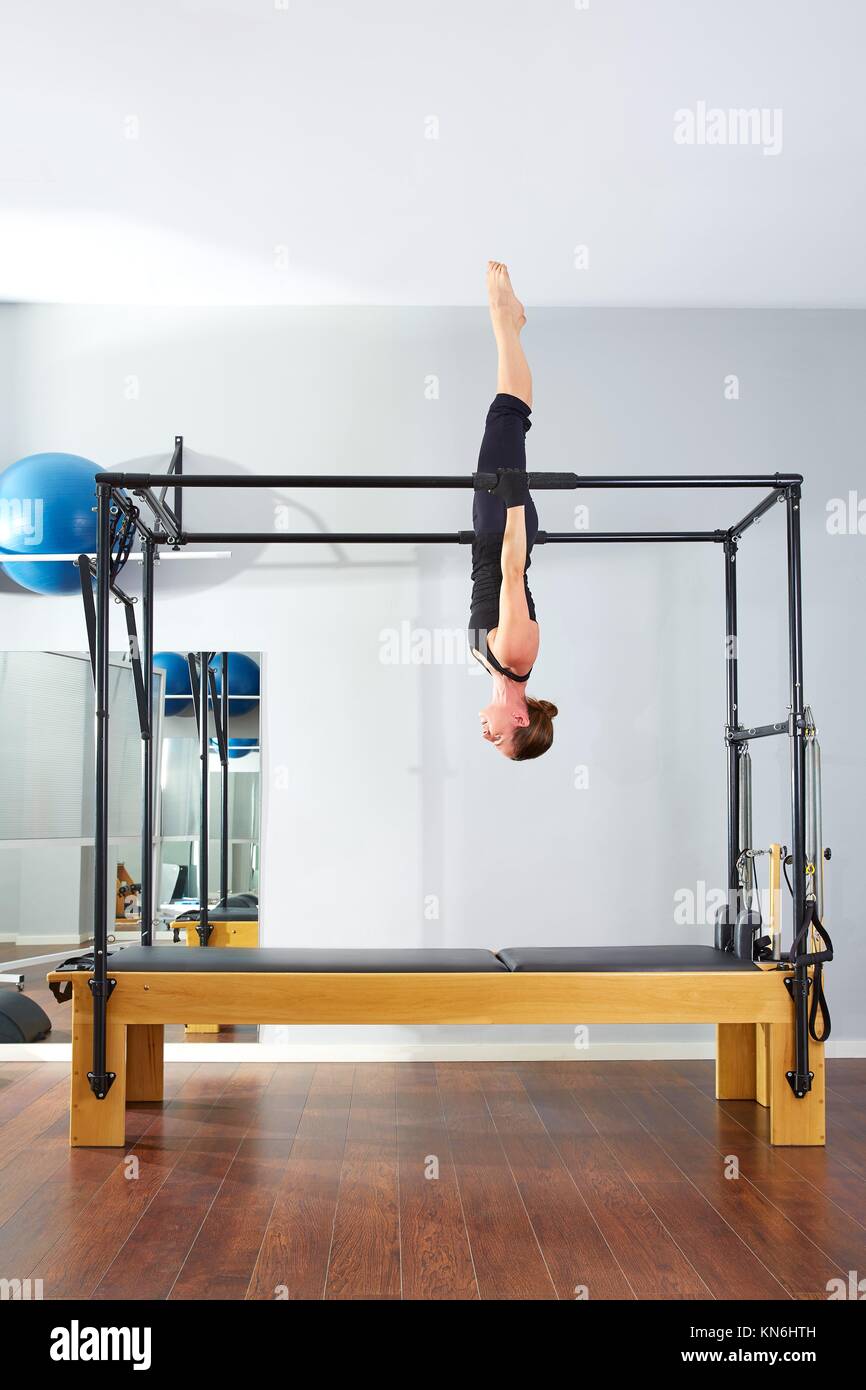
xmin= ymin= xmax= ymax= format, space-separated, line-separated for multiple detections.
xmin=785 ymin=485 xmax=811 ymax=1095
xmin=89 ymin=484 xmax=116 ymax=1097
xmin=739 ymin=748 xmax=754 ymax=900
xmin=174 ymin=435 xmax=183 ymax=537
xmin=140 ymin=537 xmax=155 ymax=946
xmin=220 ymin=652 xmax=229 ymax=908
xmin=199 ymin=653 xmax=210 ymax=945
xmin=723 ymin=538 xmax=741 ymax=920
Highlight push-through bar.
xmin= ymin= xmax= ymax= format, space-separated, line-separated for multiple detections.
xmin=181 ymin=529 xmax=728 ymax=545
xmin=98 ymin=471 xmax=803 ymax=491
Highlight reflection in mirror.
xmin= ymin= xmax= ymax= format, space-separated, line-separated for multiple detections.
xmin=154 ymin=651 xmax=261 ymax=939
xmin=0 ymin=649 xmax=262 ymax=952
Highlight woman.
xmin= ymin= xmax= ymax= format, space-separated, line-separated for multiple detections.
xmin=469 ymin=262 xmax=558 ymax=761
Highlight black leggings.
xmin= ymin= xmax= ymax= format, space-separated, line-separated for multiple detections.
xmin=472 ymin=393 xmax=539 ymax=543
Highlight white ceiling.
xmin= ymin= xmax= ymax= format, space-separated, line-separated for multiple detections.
xmin=1 ymin=0 xmax=864 ymax=307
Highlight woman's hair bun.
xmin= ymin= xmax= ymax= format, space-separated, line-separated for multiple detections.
xmin=536 ymin=699 xmax=558 ymax=719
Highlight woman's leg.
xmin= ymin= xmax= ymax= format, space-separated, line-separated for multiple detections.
xmin=473 ymin=264 xmax=538 ymax=543
xmin=487 ymin=261 xmax=532 ymax=406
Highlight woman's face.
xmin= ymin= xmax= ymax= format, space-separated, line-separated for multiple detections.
xmin=478 ymin=702 xmax=528 ymax=757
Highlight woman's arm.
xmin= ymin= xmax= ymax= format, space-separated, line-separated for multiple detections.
xmin=494 ymin=505 xmax=539 ymax=670
xmin=501 ymin=500 xmax=527 ymax=578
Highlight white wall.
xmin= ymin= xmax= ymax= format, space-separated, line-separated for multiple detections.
xmin=1 ymin=305 xmax=863 ymax=1052
xmin=2 ymin=0 xmax=865 ymax=308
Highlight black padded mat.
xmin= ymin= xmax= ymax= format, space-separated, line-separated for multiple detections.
xmin=496 ymin=945 xmax=761 ymax=972
xmin=57 ymin=945 xmax=507 ymax=974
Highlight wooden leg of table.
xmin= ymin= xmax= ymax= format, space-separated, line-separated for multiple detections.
xmin=755 ymin=1022 xmax=771 ymax=1108
xmin=69 ymin=989 xmax=127 ymax=1148
xmin=768 ymin=1020 xmax=826 ymax=1146
xmin=127 ymin=1024 xmax=164 ymax=1102
xmin=715 ymin=1023 xmax=757 ymax=1100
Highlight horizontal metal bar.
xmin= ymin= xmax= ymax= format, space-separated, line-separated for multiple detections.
xmin=730 ymin=488 xmax=787 ymax=539
xmin=187 ymin=532 xmax=466 ymax=544
xmin=547 ymin=475 xmax=801 ymax=490
xmin=537 ymin=530 xmax=726 ymax=544
xmin=0 ymin=551 xmax=232 ymax=562
xmin=179 ymin=529 xmax=729 ymax=545
xmin=728 ymin=721 xmax=789 ymax=742
xmin=97 ymin=471 xmax=803 ymax=491
xmin=103 ymin=472 xmax=576 ymax=491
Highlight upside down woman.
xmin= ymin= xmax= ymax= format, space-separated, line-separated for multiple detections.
xmin=469 ymin=262 xmax=558 ymax=760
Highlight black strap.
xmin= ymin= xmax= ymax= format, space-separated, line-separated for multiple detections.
xmin=783 ymin=901 xmax=833 ymax=1042
xmin=484 ymin=643 xmax=532 ymax=683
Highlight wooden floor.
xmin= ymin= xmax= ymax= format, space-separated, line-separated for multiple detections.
xmin=0 ymin=1058 xmax=863 ymax=1300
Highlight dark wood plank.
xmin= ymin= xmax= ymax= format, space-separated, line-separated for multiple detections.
xmin=248 ymin=1064 xmax=354 ymax=1300
xmin=0 ymin=1064 xmax=197 ymax=1273
xmin=517 ymin=1063 xmax=711 ymax=1299
xmin=0 ymin=1114 xmax=73 ymax=1228
xmin=571 ymin=1075 xmax=692 ymax=1184
xmin=325 ymin=1064 xmax=401 ymax=1300
xmin=826 ymin=1059 xmax=866 ymax=1106
xmin=168 ymin=1064 xmax=311 ymax=1300
xmin=395 ymin=1063 xmax=477 ymax=1300
xmin=718 ymin=1096 xmax=866 ymax=1221
xmin=94 ymin=1065 xmax=309 ymax=1301
xmin=664 ymin=1067 xmax=866 ymax=1212
xmin=0 ymin=1063 xmax=198 ymax=1232
xmin=653 ymin=1069 xmax=811 ymax=1183
xmin=0 ymin=1062 xmax=39 ymax=1093
xmin=637 ymin=1180 xmax=790 ymax=1299
xmin=755 ymin=1177 xmax=866 ymax=1280
xmin=435 ymin=1064 xmax=557 ymax=1300
xmin=615 ymin=1076 xmax=846 ymax=1296
xmin=0 ymin=1068 xmax=69 ymax=1156
xmin=29 ymin=1065 xmax=240 ymax=1297
xmin=478 ymin=1064 xmax=634 ymax=1300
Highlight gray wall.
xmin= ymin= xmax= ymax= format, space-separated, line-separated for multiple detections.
xmin=0 ymin=305 xmax=862 ymax=1050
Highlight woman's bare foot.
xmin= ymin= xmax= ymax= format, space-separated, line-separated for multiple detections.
xmin=487 ymin=260 xmax=526 ymax=333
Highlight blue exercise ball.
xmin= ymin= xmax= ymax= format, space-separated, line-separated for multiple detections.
xmin=208 ymin=653 xmax=260 ymax=717
xmin=153 ymin=652 xmax=193 ymax=716
xmin=0 ymin=452 xmax=104 ymax=595
xmin=209 ymin=736 xmax=258 ymax=760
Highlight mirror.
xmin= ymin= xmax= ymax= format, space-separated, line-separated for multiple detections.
xmin=0 ymin=649 xmax=262 ymax=950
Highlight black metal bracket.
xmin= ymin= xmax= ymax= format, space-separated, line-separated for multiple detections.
xmin=158 ymin=435 xmax=184 ymax=539
xmin=727 ymin=721 xmax=788 ymax=743
xmin=133 ymin=488 xmax=183 ymax=544
xmin=78 ymin=554 xmax=98 ymax=684
xmin=783 ymin=973 xmax=813 ymax=1097
xmin=195 ymin=922 xmax=214 ymax=946
xmin=784 ymin=1070 xmax=815 ymax=1098
xmin=88 ymin=976 xmax=117 ymax=1001
xmin=122 ymin=602 xmax=149 ymax=737
xmin=87 ymin=1070 xmax=117 ymax=1099
xmin=87 ymin=975 xmax=118 ymax=1099
xmin=187 ymin=653 xmax=201 ymax=730
xmin=208 ymin=667 xmax=228 ymax=763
